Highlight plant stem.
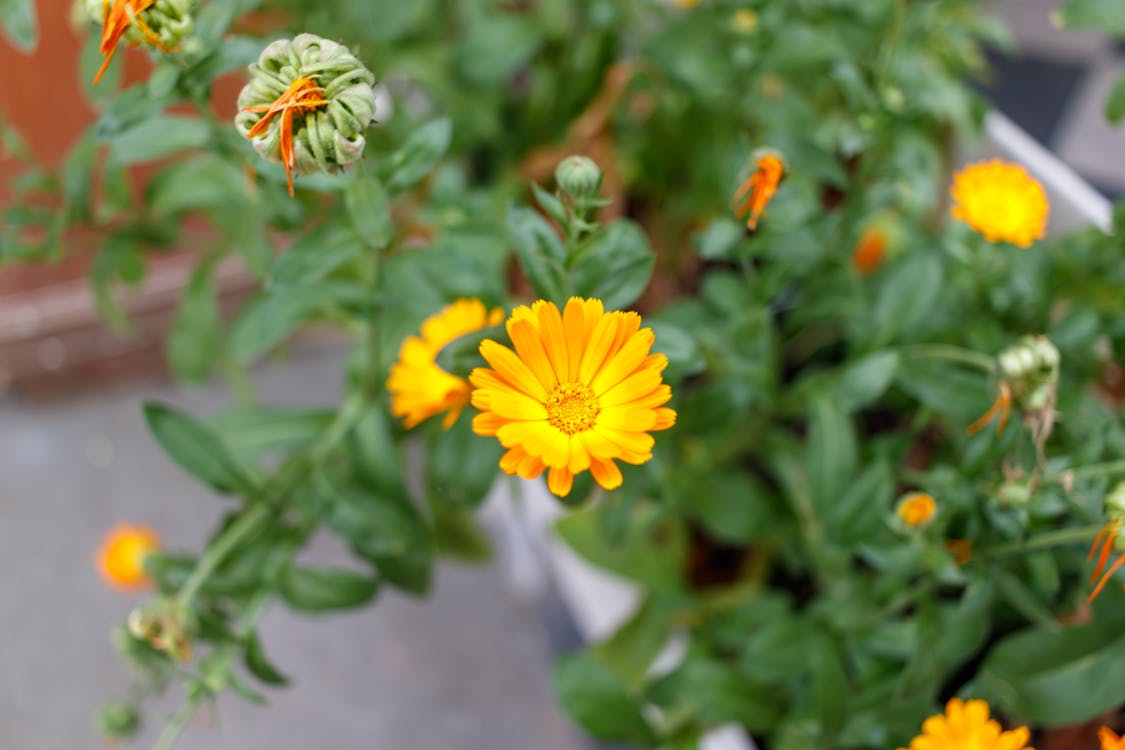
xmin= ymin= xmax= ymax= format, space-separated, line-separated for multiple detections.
xmin=152 ymin=691 xmax=200 ymax=750
xmin=899 ymin=343 xmax=996 ymax=373
xmin=979 ymin=525 xmax=1103 ymax=560
xmin=1065 ymin=460 xmax=1125 ymax=482
xmin=176 ymin=504 xmax=271 ymax=608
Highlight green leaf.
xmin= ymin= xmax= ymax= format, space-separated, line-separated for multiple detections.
xmin=594 ymin=598 xmax=671 ymax=688
xmin=231 ymin=283 xmax=368 ymax=364
xmin=143 ymin=403 xmax=256 ymax=494
xmin=648 ymin=657 xmax=780 ymax=732
xmin=553 ymin=652 xmax=655 ymax=744
xmin=806 ymin=395 xmax=857 ymax=513
xmin=426 ymin=413 xmax=503 ymax=509
xmin=345 ymin=176 xmax=394 ymax=250
xmin=823 ymin=459 xmax=893 ymax=546
xmin=457 ymin=15 xmax=543 ymax=87
xmin=1106 ymin=75 xmax=1125 ymax=124
xmin=686 ymin=471 xmax=776 ymax=544
xmin=872 ymin=253 xmax=943 ymax=345
xmin=350 ymin=403 xmax=409 ymax=499
xmin=532 ymin=183 xmax=569 ymax=228
xmin=508 ymin=205 xmax=568 ymax=303
xmin=148 ymin=156 xmax=247 ymax=218
xmin=976 ymin=616 xmax=1125 ymax=726
xmin=430 ymin=503 xmax=493 ymax=562
xmin=895 ymin=361 xmax=990 ymax=422
xmin=384 ymin=118 xmax=453 ymax=192
xmin=1055 ymin=0 xmax=1125 ymax=34
xmin=207 ymin=406 xmax=335 ymax=462
xmin=167 ymin=259 xmax=222 ymax=383
xmin=280 ymin=566 xmax=379 ymax=613
xmin=556 ymin=502 xmax=686 ymax=591
xmin=647 ymin=319 xmax=705 ymax=382
xmin=832 ymin=351 xmax=900 ymax=411
xmin=694 ymin=217 xmax=745 ymax=261
xmin=106 ymin=116 xmax=211 ymax=165
xmin=90 ymin=235 xmax=142 ymax=333
xmin=268 ymin=223 xmax=365 ymax=289
xmin=244 ymin=632 xmax=289 ymax=686
xmin=570 ymin=220 xmax=656 ymax=310
xmin=0 ymin=0 xmax=36 ymax=52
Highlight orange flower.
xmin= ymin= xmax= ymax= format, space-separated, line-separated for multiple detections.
xmin=852 ymin=226 xmax=887 ymax=275
xmin=950 ymin=160 xmax=1048 ymax=248
xmin=470 ymin=297 xmax=675 ymax=497
xmin=897 ymin=492 xmax=937 ymax=528
xmin=97 ymin=524 xmax=159 ymax=591
xmin=899 ymin=698 xmax=1033 ymax=750
xmin=240 ymin=77 xmax=331 ymax=197
xmin=1087 ymin=520 xmax=1125 ymax=603
xmin=1099 ymin=726 xmax=1125 ymax=750
xmin=968 ymin=381 xmax=1012 ymax=437
xmin=733 ymin=151 xmax=785 ymax=231
xmin=92 ymin=0 xmax=170 ymax=85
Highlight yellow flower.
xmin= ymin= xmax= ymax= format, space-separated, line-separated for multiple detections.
xmin=732 ymin=9 xmax=758 ymax=32
xmin=97 ymin=524 xmax=160 ymax=591
xmin=1100 ymin=726 xmax=1125 ymax=750
xmin=899 ymin=698 xmax=1033 ymax=750
xmin=896 ymin=492 xmax=936 ymax=528
xmin=388 ymin=298 xmax=504 ymax=429
xmin=470 ymin=297 xmax=676 ymax=497
xmin=950 ymin=160 xmax=1049 ymax=248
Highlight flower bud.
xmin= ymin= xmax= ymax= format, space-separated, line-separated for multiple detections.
xmin=85 ymin=0 xmax=194 ymax=50
xmin=94 ymin=700 xmax=140 ymax=740
xmin=895 ymin=492 xmax=936 ymax=529
xmin=995 ymin=480 xmax=1031 ymax=508
xmin=997 ymin=335 xmax=1060 ymax=412
xmin=555 ymin=156 xmax=604 ymax=201
xmin=1106 ymin=481 xmax=1125 ymax=519
xmin=236 ymin=34 xmax=377 ymax=188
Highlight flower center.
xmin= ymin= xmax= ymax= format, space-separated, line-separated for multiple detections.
xmin=546 ymin=383 xmax=600 ymax=435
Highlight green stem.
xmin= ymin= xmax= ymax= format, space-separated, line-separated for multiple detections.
xmin=1064 ymin=460 xmax=1125 ymax=482
xmin=979 ymin=525 xmax=1104 ymax=560
xmin=176 ymin=504 xmax=271 ymax=608
xmin=152 ymin=691 xmax=200 ymax=750
xmin=899 ymin=344 xmax=996 ymax=373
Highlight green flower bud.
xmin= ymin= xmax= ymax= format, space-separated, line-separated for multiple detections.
xmin=555 ymin=155 xmax=603 ymax=201
xmin=1106 ymin=481 xmax=1125 ymax=519
xmin=995 ymin=480 xmax=1032 ymax=508
xmin=94 ymin=700 xmax=140 ymax=740
xmin=235 ymin=34 xmax=377 ymax=186
xmin=84 ymin=0 xmax=194 ymax=50
xmin=997 ymin=335 xmax=1060 ymax=412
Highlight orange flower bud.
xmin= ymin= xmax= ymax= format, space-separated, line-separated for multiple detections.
xmin=97 ymin=524 xmax=159 ymax=591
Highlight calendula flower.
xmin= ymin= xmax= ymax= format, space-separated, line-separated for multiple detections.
xmin=388 ymin=299 xmax=504 ymax=430
xmin=470 ymin=297 xmax=676 ymax=498
xmin=97 ymin=524 xmax=159 ymax=591
xmin=896 ymin=492 xmax=936 ymax=528
xmin=86 ymin=0 xmax=193 ymax=85
xmin=733 ymin=150 xmax=785 ymax=231
xmin=899 ymin=698 xmax=1033 ymax=750
xmin=852 ymin=225 xmax=887 ymax=275
xmin=236 ymin=34 xmax=377 ymax=197
xmin=950 ymin=160 xmax=1049 ymax=248
xmin=1100 ymin=726 xmax=1125 ymax=750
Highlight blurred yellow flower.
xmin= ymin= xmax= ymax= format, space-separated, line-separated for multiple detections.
xmin=470 ymin=297 xmax=676 ymax=497
xmin=732 ymin=9 xmax=758 ymax=31
xmin=673 ymin=0 xmax=702 ymax=7
xmin=896 ymin=492 xmax=936 ymax=528
xmin=950 ymin=160 xmax=1048 ymax=248
xmin=1100 ymin=726 xmax=1125 ymax=750
xmin=388 ymin=299 xmax=504 ymax=429
xmin=899 ymin=699 xmax=1033 ymax=750
xmin=98 ymin=524 xmax=159 ymax=591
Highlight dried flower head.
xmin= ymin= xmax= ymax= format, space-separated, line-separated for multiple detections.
xmin=236 ymin=34 xmax=377 ymax=196
xmin=733 ymin=150 xmax=785 ymax=231
xmin=951 ymin=160 xmax=1048 ymax=248
xmin=86 ymin=0 xmax=194 ymax=85
xmin=470 ymin=297 xmax=676 ymax=497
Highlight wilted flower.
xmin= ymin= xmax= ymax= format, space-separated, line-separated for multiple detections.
xmin=969 ymin=336 xmax=1059 ymax=437
xmin=950 ymin=160 xmax=1048 ymax=248
xmin=899 ymin=698 xmax=1033 ymax=750
xmin=86 ymin=0 xmax=193 ymax=85
xmin=852 ymin=225 xmax=887 ymax=275
xmin=236 ymin=34 xmax=377 ymax=196
xmin=97 ymin=523 xmax=159 ymax=590
xmin=733 ymin=150 xmax=785 ymax=231
xmin=470 ymin=297 xmax=676 ymax=497
xmin=1086 ymin=482 xmax=1125 ymax=603
xmin=388 ymin=299 xmax=504 ymax=430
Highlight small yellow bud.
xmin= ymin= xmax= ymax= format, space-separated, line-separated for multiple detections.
xmin=896 ymin=492 xmax=936 ymax=528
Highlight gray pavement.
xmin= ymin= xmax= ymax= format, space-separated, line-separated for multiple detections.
xmin=0 ymin=348 xmax=584 ymax=750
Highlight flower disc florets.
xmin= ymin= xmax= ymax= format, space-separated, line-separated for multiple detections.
xmin=235 ymin=34 xmax=377 ymax=192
